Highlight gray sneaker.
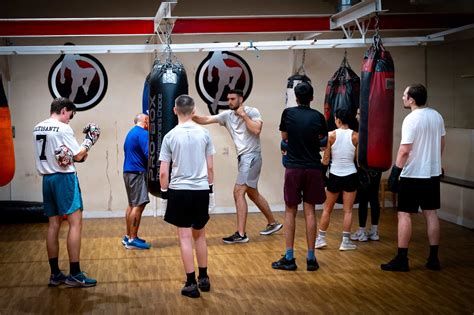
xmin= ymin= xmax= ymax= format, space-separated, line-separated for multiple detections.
xmin=315 ymin=237 xmax=328 ymax=249
xmin=260 ymin=221 xmax=283 ymax=235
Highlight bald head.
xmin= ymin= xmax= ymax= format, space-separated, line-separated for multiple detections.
xmin=134 ymin=113 xmax=149 ymax=130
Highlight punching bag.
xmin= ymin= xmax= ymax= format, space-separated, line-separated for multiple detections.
xmin=285 ymin=74 xmax=311 ymax=108
xmin=148 ymin=61 xmax=188 ymax=197
xmin=358 ymin=39 xmax=395 ymax=171
xmin=0 ymin=76 xmax=15 ymax=186
xmin=142 ymin=74 xmax=150 ymax=114
xmin=323 ymin=55 xmax=360 ymax=131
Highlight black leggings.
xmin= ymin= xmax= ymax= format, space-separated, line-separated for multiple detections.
xmin=357 ymin=170 xmax=382 ymax=227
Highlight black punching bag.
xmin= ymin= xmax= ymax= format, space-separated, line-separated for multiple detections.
xmin=358 ymin=39 xmax=395 ymax=171
xmin=323 ymin=55 xmax=360 ymax=131
xmin=148 ymin=61 xmax=188 ymax=197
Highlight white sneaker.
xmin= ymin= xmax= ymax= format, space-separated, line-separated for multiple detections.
xmin=339 ymin=240 xmax=357 ymax=251
xmin=315 ymin=237 xmax=327 ymax=249
xmin=350 ymin=230 xmax=368 ymax=242
xmin=368 ymin=231 xmax=380 ymax=241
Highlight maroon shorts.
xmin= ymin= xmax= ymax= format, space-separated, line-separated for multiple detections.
xmin=284 ymin=168 xmax=326 ymax=206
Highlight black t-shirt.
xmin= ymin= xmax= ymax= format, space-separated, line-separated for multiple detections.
xmin=279 ymin=105 xmax=328 ymax=169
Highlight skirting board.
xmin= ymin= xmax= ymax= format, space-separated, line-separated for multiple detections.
xmin=82 ymin=202 xmax=396 ymax=219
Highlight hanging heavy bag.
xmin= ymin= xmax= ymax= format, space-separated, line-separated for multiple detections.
xmin=285 ymin=74 xmax=311 ymax=108
xmin=142 ymin=74 xmax=150 ymax=114
xmin=323 ymin=54 xmax=360 ymax=132
xmin=0 ymin=76 xmax=15 ymax=187
xmin=358 ymin=35 xmax=395 ymax=172
xmin=147 ymin=61 xmax=188 ymax=197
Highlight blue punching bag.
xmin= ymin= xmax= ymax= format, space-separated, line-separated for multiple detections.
xmin=147 ymin=61 xmax=188 ymax=197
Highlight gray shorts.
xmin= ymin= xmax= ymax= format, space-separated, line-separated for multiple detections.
xmin=123 ymin=172 xmax=150 ymax=207
xmin=236 ymin=152 xmax=262 ymax=189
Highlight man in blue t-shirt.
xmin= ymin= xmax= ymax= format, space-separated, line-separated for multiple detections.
xmin=122 ymin=113 xmax=151 ymax=250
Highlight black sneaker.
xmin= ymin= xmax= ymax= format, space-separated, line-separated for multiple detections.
xmin=426 ymin=259 xmax=441 ymax=271
xmin=271 ymin=256 xmax=297 ymax=271
xmin=307 ymin=258 xmax=319 ymax=271
xmin=198 ymin=277 xmax=211 ymax=292
xmin=222 ymin=232 xmax=249 ymax=244
xmin=181 ymin=283 xmax=200 ymax=298
xmin=381 ymin=256 xmax=409 ymax=272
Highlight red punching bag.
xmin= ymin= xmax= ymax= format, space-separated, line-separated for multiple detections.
xmin=358 ymin=34 xmax=395 ymax=171
xmin=0 ymin=75 xmax=15 ymax=186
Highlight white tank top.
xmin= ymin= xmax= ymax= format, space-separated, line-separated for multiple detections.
xmin=330 ymin=128 xmax=357 ymax=176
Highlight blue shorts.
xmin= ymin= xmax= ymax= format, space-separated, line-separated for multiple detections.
xmin=42 ymin=173 xmax=83 ymax=217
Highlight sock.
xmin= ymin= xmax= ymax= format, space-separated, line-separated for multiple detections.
xmin=70 ymin=262 xmax=81 ymax=276
xmin=285 ymin=248 xmax=294 ymax=260
xmin=397 ymin=248 xmax=409 ymax=259
xmin=318 ymin=230 xmax=327 ymax=238
xmin=186 ymin=271 xmax=197 ymax=286
xmin=428 ymin=245 xmax=439 ymax=261
xmin=370 ymin=225 xmax=378 ymax=233
xmin=307 ymin=250 xmax=316 ymax=261
xmin=198 ymin=267 xmax=208 ymax=279
xmin=359 ymin=227 xmax=366 ymax=233
xmin=49 ymin=257 xmax=60 ymax=275
xmin=342 ymin=231 xmax=350 ymax=242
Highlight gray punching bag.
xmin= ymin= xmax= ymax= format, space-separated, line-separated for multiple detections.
xmin=285 ymin=74 xmax=311 ymax=108
xmin=148 ymin=61 xmax=188 ymax=197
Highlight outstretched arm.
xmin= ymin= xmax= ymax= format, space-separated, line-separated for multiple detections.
xmin=192 ymin=114 xmax=218 ymax=125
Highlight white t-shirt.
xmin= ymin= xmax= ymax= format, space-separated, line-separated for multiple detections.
xmin=159 ymin=121 xmax=215 ymax=190
xmin=33 ymin=118 xmax=82 ymax=175
xmin=214 ymin=106 xmax=262 ymax=156
xmin=400 ymin=107 xmax=446 ymax=178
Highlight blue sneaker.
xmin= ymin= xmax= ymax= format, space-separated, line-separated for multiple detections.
xmin=122 ymin=236 xmax=146 ymax=246
xmin=48 ymin=271 xmax=67 ymax=287
xmin=122 ymin=235 xmax=129 ymax=246
xmin=65 ymin=272 xmax=97 ymax=287
xmin=125 ymin=238 xmax=151 ymax=250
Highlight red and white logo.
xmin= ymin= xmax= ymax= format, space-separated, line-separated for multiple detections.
xmin=48 ymin=53 xmax=108 ymax=111
xmin=195 ymin=51 xmax=253 ymax=115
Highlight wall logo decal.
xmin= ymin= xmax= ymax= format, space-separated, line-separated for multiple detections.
xmin=195 ymin=51 xmax=253 ymax=115
xmin=48 ymin=53 xmax=108 ymax=111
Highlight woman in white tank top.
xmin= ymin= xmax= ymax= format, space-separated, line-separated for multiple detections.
xmin=315 ymin=109 xmax=359 ymax=251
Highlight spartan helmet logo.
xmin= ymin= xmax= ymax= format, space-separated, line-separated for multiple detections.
xmin=195 ymin=51 xmax=253 ymax=115
xmin=48 ymin=53 xmax=108 ymax=111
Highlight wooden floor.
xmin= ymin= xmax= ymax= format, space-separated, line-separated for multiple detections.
xmin=0 ymin=208 xmax=473 ymax=314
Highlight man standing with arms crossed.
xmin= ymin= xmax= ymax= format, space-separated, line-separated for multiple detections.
xmin=193 ymin=89 xmax=282 ymax=243
xmin=122 ymin=113 xmax=151 ymax=250
xmin=272 ymin=82 xmax=327 ymax=271
xmin=382 ymin=83 xmax=445 ymax=272
xmin=33 ymin=97 xmax=99 ymax=287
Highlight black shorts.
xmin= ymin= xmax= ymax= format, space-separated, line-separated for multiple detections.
xmin=327 ymin=173 xmax=358 ymax=193
xmin=398 ymin=176 xmax=441 ymax=213
xmin=164 ymin=189 xmax=210 ymax=229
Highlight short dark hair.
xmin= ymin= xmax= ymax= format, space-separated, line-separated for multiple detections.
xmin=50 ymin=97 xmax=76 ymax=115
xmin=335 ymin=108 xmax=352 ymax=125
xmin=228 ymin=89 xmax=243 ymax=97
xmin=294 ymin=82 xmax=313 ymax=106
xmin=407 ymin=84 xmax=427 ymax=106
xmin=175 ymin=94 xmax=195 ymax=115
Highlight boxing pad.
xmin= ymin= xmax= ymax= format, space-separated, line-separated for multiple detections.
xmin=0 ymin=76 xmax=15 ymax=186
xmin=323 ymin=58 xmax=360 ymax=131
xmin=148 ymin=61 xmax=188 ymax=197
xmin=285 ymin=74 xmax=311 ymax=108
xmin=358 ymin=42 xmax=395 ymax=171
